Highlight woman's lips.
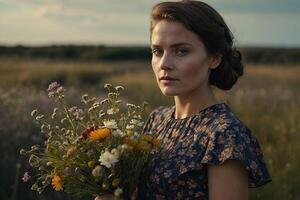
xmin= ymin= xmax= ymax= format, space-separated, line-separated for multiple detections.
xmin=159 ymin=76 xmax=178 ymax=84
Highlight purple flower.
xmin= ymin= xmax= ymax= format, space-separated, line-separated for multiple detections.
xmin=47 ymin=81 xmax=60 ymax=92
xmin=69 ymin=106 xmax=85 ymax=120
xmin=47 ymin=82 xmax=65 ymax=98
xmin=22 ymin=172 xmax=31 ymax=182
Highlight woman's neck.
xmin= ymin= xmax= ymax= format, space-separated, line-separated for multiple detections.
xmin=173 ymin=86 xmax=219 ymax=119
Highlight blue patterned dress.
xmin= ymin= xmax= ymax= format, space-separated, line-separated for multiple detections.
xmin=137 ymin=103 xmax=271 ymax=200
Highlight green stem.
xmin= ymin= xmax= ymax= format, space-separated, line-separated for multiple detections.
xmin=59 ymin=98 xmax=76 ymax=132
xmin=11 ymin=160 xmax=21 ymax=200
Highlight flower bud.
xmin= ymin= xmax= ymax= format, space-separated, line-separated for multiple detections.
xmin=104 ymin=83 xmax=112 ymax=89
xmin=29 ymin=155 xmax=40 ymax=167
xmin=35 ymin=115 xmax=44 ymax=120
xmin=92 ymin=165 xmax=102 ymax=177
xmin=114 ymin=188 xmax=123 ymax=197
xmin=20 ymin=149 xmax=27 ymax=155
xmin=31 ymin=109 xmax=38 ymax=117
xmin=102 ymin=182 xmax=109 ymax=190
xmin=112 ymin=178 xmax=120 ymax=187
xmin=88 ymin=161 xmax=95 ymax=168
xmin=115 ymin=86 xmax=124 ymax=92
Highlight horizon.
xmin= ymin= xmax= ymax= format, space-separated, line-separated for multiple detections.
xmin=0 ymin=43 xmax=300 ymax=49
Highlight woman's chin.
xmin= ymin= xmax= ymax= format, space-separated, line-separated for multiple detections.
xmin=160 ymin=88 xmax=179 ymax=96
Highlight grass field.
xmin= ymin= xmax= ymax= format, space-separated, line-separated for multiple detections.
xmin=0 ymin=58 xmax=299 ymax=200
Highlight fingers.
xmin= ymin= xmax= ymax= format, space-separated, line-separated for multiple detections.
xmin=131 ymin=187 xmax=138 ymax=200
xmin=95 ymin=194 xmax=115 ymax=200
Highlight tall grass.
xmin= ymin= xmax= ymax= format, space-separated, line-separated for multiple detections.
xmin=0 ymin=58 xmax=299 ymax=199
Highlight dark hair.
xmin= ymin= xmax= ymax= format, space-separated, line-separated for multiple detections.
xmin=150 ymin=0 xmax=243 ymax=90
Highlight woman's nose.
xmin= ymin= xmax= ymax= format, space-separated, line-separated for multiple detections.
xmin=159 ymin=53 xmax=173 ymax=70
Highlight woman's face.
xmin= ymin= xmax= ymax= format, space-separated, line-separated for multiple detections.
xmin=151 ymin=20 xmax=216 ymax=97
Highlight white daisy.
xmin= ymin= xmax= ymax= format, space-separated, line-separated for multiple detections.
xmin=112 ymin=129 xmax=125 ymax=137
xmin=99 ymin=149 xmax=119 ymax=168
xmin=104 ymin=119 xmax=118 ymax=129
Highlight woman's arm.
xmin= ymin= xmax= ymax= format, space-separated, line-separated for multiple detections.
xmin=208 ymin=160 xmax=248 ymax=200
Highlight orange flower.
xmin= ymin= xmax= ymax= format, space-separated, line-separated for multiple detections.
xmin=89 ymin=128 xmax=110 ymax=141
xmin=52 ymin=174 xmax=63 ymax=191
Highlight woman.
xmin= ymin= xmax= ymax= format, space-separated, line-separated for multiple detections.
xmin=137 ymin=0 xmax=271 ymax=200
xmin=101 ymin=0 xmax=271 ymax=199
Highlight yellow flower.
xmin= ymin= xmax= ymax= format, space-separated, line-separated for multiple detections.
xmin=142 ymin=134 xmax=153 ymax=143
xmin=89 ymin=128 xmax=111 ymax=141
xmin=151 ymin=138 xmax=161 ymax=148
xmin=142 ymin=134 xmax=161 ymax=147
xmin=126 ymin=130 xmax=134 ymax=136
xmin=123 ymin=138 xmax=138 ymax=147
xmin=135 ymin=143 xmax=151 ymax=152
xmin=52 ymin=174 xmax=63 ymax=191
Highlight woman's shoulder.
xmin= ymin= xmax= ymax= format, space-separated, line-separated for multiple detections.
xmin=197 ymin=103 xmax=249 ymax=134
xmin=199 ymin=103 xmax=262 ymax=153
xmin=200 ymin=104 xmax=272 ymax=187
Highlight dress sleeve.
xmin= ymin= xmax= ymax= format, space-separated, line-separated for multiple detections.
xmin=200 ymin=123 xmax=272 ymax=188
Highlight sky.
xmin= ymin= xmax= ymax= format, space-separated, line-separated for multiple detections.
xmin=0 ymin=0 xmax=299 ymax=47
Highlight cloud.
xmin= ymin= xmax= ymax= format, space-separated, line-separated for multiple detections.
xmin=223 ymin=12 xmax=300 ymax=47
xmin=0 ymin=0 xmax=299 ymax=46
xmin=209 ymin=0 xmax=300 ymax=14
xmin=0 ymin=0 xmax=156 ymax=45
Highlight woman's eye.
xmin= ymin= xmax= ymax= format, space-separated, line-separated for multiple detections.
xmin=152 ymin=48 xmax=163 ymax=57
xmin=175 ymin=48 xmax=188 ymax=57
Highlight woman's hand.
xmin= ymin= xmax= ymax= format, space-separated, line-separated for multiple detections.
xmin=94 ymin=187 xmax=138 ymax=200
xmin=94 ymin=194 xmax=114 ymax=200
xmin=131 ymin=187 xmax=138 ymax=200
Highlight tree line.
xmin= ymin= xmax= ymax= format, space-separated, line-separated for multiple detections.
xmin=0 ymin=45 xmax=299 ymax=64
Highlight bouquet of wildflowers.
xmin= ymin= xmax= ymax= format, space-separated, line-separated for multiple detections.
xmin=20 ymin=82 xmax=160 ymax=200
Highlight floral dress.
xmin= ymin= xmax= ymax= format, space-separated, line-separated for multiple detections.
xmin=137 ymin=103 xmax=271 ymax=200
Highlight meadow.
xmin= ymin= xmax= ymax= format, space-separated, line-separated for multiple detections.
xmin=0 ymin=57 xmax=299 ymax=200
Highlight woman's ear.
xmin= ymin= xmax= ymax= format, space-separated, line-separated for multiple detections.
xmin=209 ymin=53 xmax=222 ymax=69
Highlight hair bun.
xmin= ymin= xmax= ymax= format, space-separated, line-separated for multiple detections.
xmin=209 ymin=48 xmax=244 ymax=90
xmin=229 ymin=49 xmax=243 ymax=76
